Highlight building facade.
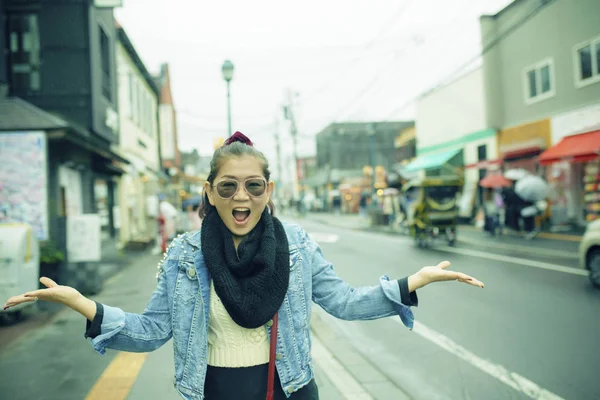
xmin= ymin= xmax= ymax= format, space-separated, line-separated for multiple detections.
xmin=115 ymin=23 xmax=162 ymax=249
xmin=0 ymin=0 xmax=128 ymax=293
xmin=480 ymin=0 xmax=600 ymax=227
xmin=411 ymin=66 xmax=497 ymax=218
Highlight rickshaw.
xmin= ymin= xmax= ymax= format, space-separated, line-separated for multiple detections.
xmin=401 ymin=176 xmax=463 ymax=247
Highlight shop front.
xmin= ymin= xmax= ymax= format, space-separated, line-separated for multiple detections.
xmin=540 ymin=129 xmax=600 ymax=226
xmin=498 ymin=119 xmax=551 ymax=174
xmin=543 ymin=104 xmax=600 ymax=227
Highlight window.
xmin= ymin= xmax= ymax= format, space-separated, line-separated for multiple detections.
xmin=574 ymin=36 xmax=600 ymax=87
xmin=523 ymin=58 xmax=555 ymax=104
xmin=7 ymin=13 xmax=41 ymax=91
xmin=99 ymin=26 xmax=111 ymax=99
xmin=477 ymin=144 xmax=487 ymax=161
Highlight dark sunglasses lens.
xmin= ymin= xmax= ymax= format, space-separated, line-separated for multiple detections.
xmin=216 ymin=181 xmax=238 ymax=198
xmin=245 ymin=179 xmax=266 ymax=196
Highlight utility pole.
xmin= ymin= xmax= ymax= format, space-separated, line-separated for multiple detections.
xmin=283 ymin=89 xmax=301 ymax=204
xmin=274 ymin=117 xmax=283 ymax=205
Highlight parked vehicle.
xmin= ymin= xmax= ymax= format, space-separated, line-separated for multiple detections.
xmin=402 ymin=176 xmax=462 ymax=247
xmin=580 ymin=220 xmax=600 ymax=288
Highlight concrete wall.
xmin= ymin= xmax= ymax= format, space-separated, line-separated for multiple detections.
xmin=481 ymin=0 xmax=600 ymax=130
xmin=416 ymin=67 xmax=487 ymax=150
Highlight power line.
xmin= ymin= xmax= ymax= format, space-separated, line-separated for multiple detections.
xmin=343 ymin=0 xmax=560 ymax=124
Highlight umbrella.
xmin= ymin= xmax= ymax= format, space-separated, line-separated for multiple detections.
xmin=514 ymin=175 xmax=549 ymax=202
xmin=479 ymin=174 xmax=512 ymax=188
xmin=504 ymin=168 xmax=529 ymax=180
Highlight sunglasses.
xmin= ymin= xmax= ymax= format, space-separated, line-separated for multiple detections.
xmin=213 ymin=178 xmax=268 ymax=199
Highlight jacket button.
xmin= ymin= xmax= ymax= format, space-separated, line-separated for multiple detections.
xmin=287 ymin=387 xmax=294 ymax=393
xmin=276 ymin=353 xmax=283 ymax=360
xmin=187 ymin=269 xmax=196 ymax=278
xmin=267 ymin=319 xmax=273 ymax=327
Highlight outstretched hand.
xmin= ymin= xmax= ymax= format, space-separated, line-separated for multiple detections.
xmin=409 ymin=261 xmax=484 ymax=292
xmin=3 ymin=278 xmax=82 ymax=311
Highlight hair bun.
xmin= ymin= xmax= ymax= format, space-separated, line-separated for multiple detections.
xmin=224 ymin=131 xmax=253 ymax=147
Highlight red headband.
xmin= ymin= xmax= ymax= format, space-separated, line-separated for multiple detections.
xmin=224 ymin=131 xmax=253 ymax=147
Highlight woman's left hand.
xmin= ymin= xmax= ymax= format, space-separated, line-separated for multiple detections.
xmin=409 ymin=261 xmax=484 ymax=291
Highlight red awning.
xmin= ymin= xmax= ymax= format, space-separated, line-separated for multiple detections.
xmin=539 ymin=130 xmax=600 ymax=165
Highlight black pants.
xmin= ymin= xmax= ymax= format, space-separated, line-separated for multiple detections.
xmin=204 ymin=364 xmax=319 ymax=400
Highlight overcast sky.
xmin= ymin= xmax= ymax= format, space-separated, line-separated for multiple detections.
xmin=115 ymin=0 xmax=512 ymax=170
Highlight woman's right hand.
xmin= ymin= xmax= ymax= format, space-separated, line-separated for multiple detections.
xmin=3 ymin=277 xmax=82 ymax=311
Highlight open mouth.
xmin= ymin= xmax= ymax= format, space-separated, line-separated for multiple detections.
xmin=232 ymin=208 xmax=251 ymax=225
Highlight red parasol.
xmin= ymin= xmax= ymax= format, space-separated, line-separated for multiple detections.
xmin=479 ymin=174 xmax=512 ymax=188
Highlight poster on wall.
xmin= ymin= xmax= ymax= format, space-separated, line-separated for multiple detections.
xmin=67 ymin=214 xmax=101 ymax=262
xmin=0 ymin=132 xmax=48 ymax=240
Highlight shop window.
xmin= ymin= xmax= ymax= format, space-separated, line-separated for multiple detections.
xmin=523 ymin=58 xmax=555 ymax=105
xmin=7 ymin=13 xmax=41 ymax=92
xmin=574 ymin=35 xmax=600 ymax=88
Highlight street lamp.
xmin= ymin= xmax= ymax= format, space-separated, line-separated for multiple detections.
xmin=367 ymin=123 xmax=377 ymax=197
xmin=221 ymin=60 xmax=234 ymax=137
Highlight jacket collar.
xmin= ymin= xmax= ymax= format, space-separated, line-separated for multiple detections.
xmin=184 ymin=229 xmax=202 ymax=249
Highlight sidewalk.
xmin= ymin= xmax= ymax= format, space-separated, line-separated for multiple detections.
xmin=302 ymin=212 xmax=582 ymax=256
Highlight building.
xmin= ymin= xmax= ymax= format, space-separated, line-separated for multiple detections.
xmin=410 ymin=66 xmax=497 ymax=218
xmin=115 ymin=22 xmax=163 ymax=249
xmin=154 ymin=64 xmax=180 ymax=175
xmin=0 ymin=0 xmax=128 ymax=293
xmin=480 ymin=0 xmax=600 ymax=227
xmin=312 ymin=121 xmax=413 ymax=212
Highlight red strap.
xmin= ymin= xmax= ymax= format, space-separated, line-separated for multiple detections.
xmin=266 ymin=313 xmax=279 ymax=400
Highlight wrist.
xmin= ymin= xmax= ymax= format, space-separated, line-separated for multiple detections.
xmin=408 ymin=272 xmax=427 ymax=292
xmin=71 ymin=294 xmax=96 ymax=321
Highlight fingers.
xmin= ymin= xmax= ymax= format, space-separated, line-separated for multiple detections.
xmin=3 ymin=294 xmax=38 ymax=310
xmin=456 ymin=273 xmax=485 ymax=288
xmin=437 ymin=260 xmax=451 ymax=270
xmin=39 ymin=277 xmax=58 ymax=288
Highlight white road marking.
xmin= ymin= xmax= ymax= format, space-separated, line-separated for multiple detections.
xmin=311 ymin=333 xmax=374 ymax=400
xmin=394 ymin=319 xmax=565 ymax=400
xmin=435 ymin=245 xmax=588 ymax=276
xmin=309 ymin=233 xmax=340 ymax=243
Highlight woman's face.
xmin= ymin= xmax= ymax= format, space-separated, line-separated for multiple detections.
xmin=204 ymin=155 xmax=274 ymax=240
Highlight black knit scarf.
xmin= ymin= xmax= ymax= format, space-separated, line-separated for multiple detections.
xmin=201 ymin=208 xmax=290 ymax=329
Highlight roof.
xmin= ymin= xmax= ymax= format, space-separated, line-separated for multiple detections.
xmin=316 ymin=121 xmax=415 ymax=138
xmin=0 ymin=97 xmax=69 ymax=131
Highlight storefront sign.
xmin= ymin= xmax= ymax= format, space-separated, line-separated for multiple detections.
xmin=551 ymin=103 xmax=600 ymax=144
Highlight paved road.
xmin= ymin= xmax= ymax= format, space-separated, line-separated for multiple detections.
xmin=284 ymin=217 xmax=600 ymax=400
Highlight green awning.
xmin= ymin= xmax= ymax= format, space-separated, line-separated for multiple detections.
xmin=404 ymin=148 xmax=462 ymax=172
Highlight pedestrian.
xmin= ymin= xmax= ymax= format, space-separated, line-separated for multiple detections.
xmin=3 ymin=131 xmax=485 ymax=400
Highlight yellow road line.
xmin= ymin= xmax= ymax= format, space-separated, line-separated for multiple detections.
xmin=85 ymin=352 xmax=149 ymax=400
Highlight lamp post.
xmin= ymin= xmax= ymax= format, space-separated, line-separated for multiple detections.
xmin=367 ymin=124 xmax=377 ymax=197
xmin=221 ymin=60 xmax=234 ymax=137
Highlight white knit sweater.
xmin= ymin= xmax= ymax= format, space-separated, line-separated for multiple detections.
xmin=207 ymin=282 xmax=270 ymax=367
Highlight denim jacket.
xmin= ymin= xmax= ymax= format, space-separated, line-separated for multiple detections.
xmin=87 ymin=223 xmax=416 ymax=399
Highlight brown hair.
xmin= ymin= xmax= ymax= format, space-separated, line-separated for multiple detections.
xmin=199 ymin=141 xmax=275 ymax=219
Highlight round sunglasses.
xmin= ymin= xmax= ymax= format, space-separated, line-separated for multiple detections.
xmin=212 ymin=178 xmax=268 ymax=199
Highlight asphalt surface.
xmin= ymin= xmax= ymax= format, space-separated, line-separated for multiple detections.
xmin=283 ymin=216 xmax=600 ymax=400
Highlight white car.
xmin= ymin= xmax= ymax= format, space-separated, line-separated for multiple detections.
xmin=580 ymin=220 xmax=600 ymax=288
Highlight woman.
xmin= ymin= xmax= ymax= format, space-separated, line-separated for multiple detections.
xmin=3 ymin=132 xmax=484 ymax=400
